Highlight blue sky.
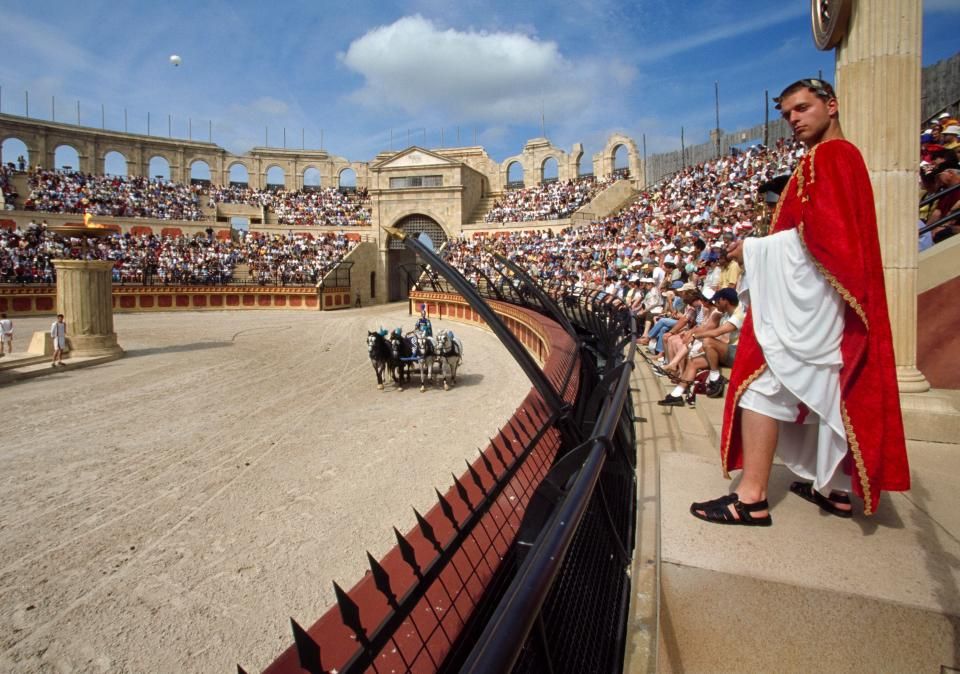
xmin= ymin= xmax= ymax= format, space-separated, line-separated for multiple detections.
xmin=1 ymin=0 xmax=958 ymax=169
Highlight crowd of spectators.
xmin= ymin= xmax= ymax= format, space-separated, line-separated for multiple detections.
xmin=920 ymin=111 xmax=960 ymax=247
xmin=15 ymin=167 xmax=372 ymax=227
xmin=23 ymin=169 xmax=206 ymax=220
xmin=2 ymin=164 xmax=20 ymax=208
xmin=446 ymin=139 xmax=804 ymax=405
xmin=453 ymin=140 xmax=800 ymax=292
xmin=483 ymin=175 xmax=617 ymax=223
xmin=0 ymin=222 xmax=357 ymax=286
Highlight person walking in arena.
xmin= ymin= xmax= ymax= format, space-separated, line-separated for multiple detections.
xmin=50 ymin=313 xmax=66 ymax=367
xmin=0 ymin=312 xmax=12 ymax=356
xmin=690 ymin=78 xmax=909 ymax=525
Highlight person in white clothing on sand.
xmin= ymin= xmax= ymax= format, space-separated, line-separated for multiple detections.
xmin=50 ymin=314 xmax=66 ymax=367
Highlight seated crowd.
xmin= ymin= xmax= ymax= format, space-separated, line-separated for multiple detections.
xmin=920 ymin=111 xmax=960 ymax=247
xmin=24 ymin=169 xmax=206 ymax=220
xmin=15 ymin=168 xmax=371 ymax=227
xmin=483 ymin=174 xmax=617 ymax=223
xmin=0 ymin=223 xmax=357 ymax=286
xmin=448 ymin=138 xmax=804 ymax=407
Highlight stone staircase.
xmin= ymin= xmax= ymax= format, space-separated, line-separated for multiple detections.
xmin=464 ymin=194 xmax=502 ymax=226
xmin=623 ymin=346 xmax=960 ymax=673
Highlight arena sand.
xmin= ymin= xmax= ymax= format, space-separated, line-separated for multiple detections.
xmin=0 ymin=304 xmax=532 ymax=673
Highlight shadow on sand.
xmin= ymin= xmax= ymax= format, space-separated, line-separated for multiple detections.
xmin=124 ymin=341 xmax=234 ymax=358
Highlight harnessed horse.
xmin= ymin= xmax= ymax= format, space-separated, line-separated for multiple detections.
xmin=413 ymin=330 xmax=438 ymax=392
xmin=433 ymin=329 xmax=463 ymax=390
xmin=367 ymin=331 xmax=393 ymax=390
xmin=388 ymin=329 xmax=417 ymax=390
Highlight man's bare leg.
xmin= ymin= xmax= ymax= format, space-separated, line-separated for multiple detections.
xmin=693 ymin=408 xmax=777 ymax=520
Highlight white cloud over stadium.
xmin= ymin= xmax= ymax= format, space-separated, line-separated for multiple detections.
xmin=340 ymin=15 xmax=620 ymax=124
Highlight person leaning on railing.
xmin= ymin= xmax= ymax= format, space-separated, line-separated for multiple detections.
xmin=925 ymin=159 xmax=960 ymax=244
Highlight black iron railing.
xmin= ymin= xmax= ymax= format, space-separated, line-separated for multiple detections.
xmin=251 ymin=235 xmax=638 ymax=674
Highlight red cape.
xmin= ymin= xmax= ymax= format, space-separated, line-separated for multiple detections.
xmin=721 ymin=139 xmax=909 ymax=514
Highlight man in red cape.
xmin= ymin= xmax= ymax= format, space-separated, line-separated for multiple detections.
xmin=691 ymin=79 xmax=909 ymax=525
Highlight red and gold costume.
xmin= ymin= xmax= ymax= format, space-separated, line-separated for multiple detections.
xmin=721 ymin=139 xmax=910 ymax=514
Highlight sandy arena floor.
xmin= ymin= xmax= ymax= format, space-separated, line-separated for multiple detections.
xmin=0 ymin=304 xmax=531 ymax=673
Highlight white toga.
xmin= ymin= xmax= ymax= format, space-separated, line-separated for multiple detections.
xmin=739 ymin=230 xmax=850 ymax=494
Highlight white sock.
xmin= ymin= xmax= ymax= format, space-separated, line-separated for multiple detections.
xmin=670 ymin=385 xmax=686 ymax=397
xmin=708 ymin=370 xmax=720 ymax=382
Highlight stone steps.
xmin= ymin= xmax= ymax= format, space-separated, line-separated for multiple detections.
xmin=629 ymin=343 xmax=960 ymax=672
xmin=0 ymin=352 xmax=123 ymax=385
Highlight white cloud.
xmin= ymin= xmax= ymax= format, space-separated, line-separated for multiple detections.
xmin=926 ymin=0 xmax=960 ymax=12
xmin=339 ymin=15 xmax=630 ymax=124
xmin=0 ymin=11 xmax=97 ymax=73
xmin=632 ymin=5 xmax=806 ymax=63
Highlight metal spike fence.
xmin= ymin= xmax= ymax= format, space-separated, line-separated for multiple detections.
xmin=253 ymin=250 xmax=637 ymax=674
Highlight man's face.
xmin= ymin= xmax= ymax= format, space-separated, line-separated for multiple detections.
xmin=779 ymin=88 xmax=838 ymax=147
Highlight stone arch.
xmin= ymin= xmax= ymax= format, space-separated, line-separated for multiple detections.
xmin=303 ymin=166 xmax=321 ymax=189
xmin=54 ymin=144 xmax=80 ymax=171
xmin=338 ymin=167 xmax=357 ymax=190
xmin=190 ymin=159 xmax=211 ymax=184
xmin=598 ymin=134 xmax=641 ymax=181
xmin=104 ymin=150 xmax=128 ymax=176
xmin=228 ymin=161 xmax=249 ymax=186
xmin=387 ymin=212 xmax=449 ymax=302
xmin=149 ymin=155 xmax=171 ymax=181
xmin=505 ymin=160 xmax=524 ymax=189
xmin=541 ymin=156 xmax=559 ymax=183
xmin=265 ymin=164 xmax=285 ymax=189
xmin=1 ymin=137 xmax=29 ymax=169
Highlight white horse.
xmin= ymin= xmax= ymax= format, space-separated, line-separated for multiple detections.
xmin=434 ymin=329 xmax=463 ymax=391
xmin=413 ymin=330 xmax=437 ymax=392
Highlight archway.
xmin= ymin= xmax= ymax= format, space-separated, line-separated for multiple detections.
xmin=104 ymin=150 xmax=128 ymax=176
xmin=613 ymin=144 xmax=629 ymax=177
xmin=338 ymin=167 xmax=357 ymax=192
xmin=506 ymin=161 xmax=524 ymax=189
xmin=149 ymin=155 xmax=170 ymax=181
xmin=54 ymin=144 xmax=80 ymax=171
xmin=388 ymin=213 xmax=448 ymax=302
xmin=190 ymin=159 xmax=211 ymax=185
xmin=1 ymin=138 xmax=29 ymax=170
xmin=303 ymin=166 xmax=321 ymax=190
xmin=266 ymin=165 xmax=285 ymax=190
xmin=541 ymin=156 xmax=559 ymax=183
xmin=229 ymin=162 xmax=249 ymax=187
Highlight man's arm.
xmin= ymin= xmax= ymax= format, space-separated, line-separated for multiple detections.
xmin=692 ymin=321 xmax=735 ymax=340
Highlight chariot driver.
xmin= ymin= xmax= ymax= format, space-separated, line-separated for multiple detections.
xmin=415 ymin=304 xmax=433 ymax=336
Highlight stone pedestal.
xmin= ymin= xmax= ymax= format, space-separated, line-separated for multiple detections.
xmin=835 ymin=0 xmax=930 ymax=394
xmin=53 ymin=259 xmax=124 ymax=358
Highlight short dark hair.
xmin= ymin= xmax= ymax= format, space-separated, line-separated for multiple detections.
xmin=774 ymin=78 xmax=836 ymax=110
xmin=713 ymin=287 xmax=740 ymax=306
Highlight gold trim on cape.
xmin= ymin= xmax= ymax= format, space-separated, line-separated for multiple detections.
xmin=721 ymin=364 xmax=767 ymax=479
xmin=842 ymin=402 xmax=873 ymax=515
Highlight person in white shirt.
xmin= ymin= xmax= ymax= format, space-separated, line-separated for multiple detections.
xmin=50 ymin=314 xmax=66 ymax=367
xmin=0 ymin=312 xmax=12 ymax=356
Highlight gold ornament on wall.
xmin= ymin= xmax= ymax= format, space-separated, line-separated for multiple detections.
xmin=811 ymin=0 xmax=852 ymax=50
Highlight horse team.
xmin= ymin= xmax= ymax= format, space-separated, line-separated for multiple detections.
xmin=367 ymin=327 xmax=463 ymax=392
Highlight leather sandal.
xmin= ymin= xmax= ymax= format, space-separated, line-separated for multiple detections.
xmin=689 ymin=493 xmax=772 ymax=526
xmin=789 ymin=481 xmax=853 ymax=518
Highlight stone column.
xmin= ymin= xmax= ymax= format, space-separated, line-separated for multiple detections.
xmin=53 ymin=259 xmax=124 ymax=358
xmin=835 ymin=0 xmax=930 ymax=393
